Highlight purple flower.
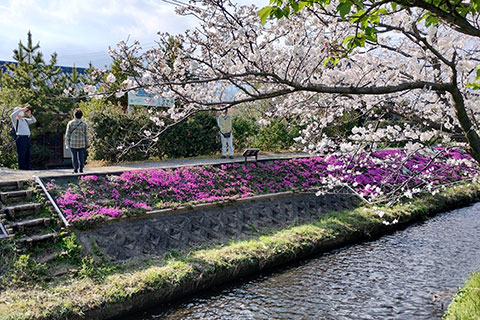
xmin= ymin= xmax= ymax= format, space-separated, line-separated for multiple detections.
xmin=53 ymin=147 xmax=479 ymax=224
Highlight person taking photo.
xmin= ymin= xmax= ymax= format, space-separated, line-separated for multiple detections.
xmin=10 ymin=106 xmax=36 ymax=170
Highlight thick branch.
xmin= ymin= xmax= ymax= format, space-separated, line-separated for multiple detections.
xmin=394 ymin=0 xmax=480 ymax=37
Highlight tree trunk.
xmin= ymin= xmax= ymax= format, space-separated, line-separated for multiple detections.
xmin=449 ymin=86 xmax=480 ymax=164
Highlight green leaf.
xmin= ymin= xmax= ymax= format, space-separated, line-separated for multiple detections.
xmin=364 ymin=27 xmax=378 ymax=42
xmin=337 ymin=1 xmax=353 ymax=20
xmin=323 ymin=56 xmax=340 ymax=67
xmin=343 ymin=35 xmax=355 ymax=46
xmin=360 ymin=18 xmax=368 ymax=28
xmin=466 ymin=82 xmax=480 ymax=90
xmin=425 ymin=15 xmax=439 ymax=27
xmin=372 ymin=8 xmax=388 ymax=15
xmin=456 ymin=6 xmax=469 ymax=18
xmin=323 ymin=57 xmax=332 ymax=67
xmin=473 ymin=0 xmax=480 ymax=12
xmin=291 ymin=0 xmax=299 ymax=12
xmin=297 ymin=1 xmax=310 ymax=12
xmin=354 ymin=36 xmax=366 ymax=47
xmin=258 ymin=6 xmax=274 ymax=25
xmin=418 ymin=12 xmax=430 ymax=22
xmin=391 ymin=2 xmax=398 ymax=10
xmin=369 ymin=14 xmax=380 ymax=25
xmin=351 ymin=9 xmax=366 ymax=17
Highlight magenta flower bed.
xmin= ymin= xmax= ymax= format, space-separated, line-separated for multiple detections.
xmin=50 ymin=148 xmax=479 ymax=224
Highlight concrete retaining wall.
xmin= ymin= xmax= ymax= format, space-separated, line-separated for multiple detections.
xmin=75 ymin=192 xmax=360 ymax=262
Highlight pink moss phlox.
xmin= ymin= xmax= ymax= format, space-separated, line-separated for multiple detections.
xmin=54 ymin=147 xmax=479 ymax=224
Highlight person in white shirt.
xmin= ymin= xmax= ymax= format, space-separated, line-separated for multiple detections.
xmin=10 ymin=106 xmax=36 ymax=170
xmin=217 ymin=106 xmax=234 ymax=159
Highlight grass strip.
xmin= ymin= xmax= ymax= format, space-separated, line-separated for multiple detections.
xmin=1 ymin=183 xmax=480 ymax=320
xmin=443 ymin=270 xmax=480 ymax=319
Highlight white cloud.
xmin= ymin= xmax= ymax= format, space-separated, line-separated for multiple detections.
xmin=0 ymin=0 xmax=267 ymax=67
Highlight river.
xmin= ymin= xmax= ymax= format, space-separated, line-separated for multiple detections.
xmin=124 ymin=202 xmax=480 ymax=319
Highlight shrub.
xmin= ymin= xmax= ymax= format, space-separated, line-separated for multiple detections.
xmin=0 ymin=89 xmax=25 ymax=168
xmin=232 ymin=115 xmax=258 ymax=151
xmin=85 ymin=101 xmax=220 ymax=163
xmin=30 ymin=143 xmax=53 ymax=169
xmin=0 ymin=128 xmax=17 ymax=168
xmin=159 ymin=112 xmax=220 ymax=159
xmin=253 ymin=119 xmax=301 ymax=151
xmin=87 ymin=104 xmax=152 ymax=163
xmin=11 ymin=254 xmax=45 ymax=284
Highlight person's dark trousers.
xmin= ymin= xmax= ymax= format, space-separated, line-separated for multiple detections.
xmin=71 ymin=148 xmax=85 ymax=173
xmin=16 ymin=135 xmax=31 ymax=170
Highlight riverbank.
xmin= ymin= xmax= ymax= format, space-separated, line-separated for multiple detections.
xmin=1 ymin=183 xmax=480 ymax=320
xmin=444 ymin=269 xmax=480 ymax=319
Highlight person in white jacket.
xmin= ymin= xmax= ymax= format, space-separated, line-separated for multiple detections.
xmin=10 ymin=106 xmax=36 ymax=170
xmin=217 ymin=106 xmax=234 ymax=159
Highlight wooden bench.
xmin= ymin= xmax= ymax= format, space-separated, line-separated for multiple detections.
xmin=243 ymin=148 xmax=260 ymax=163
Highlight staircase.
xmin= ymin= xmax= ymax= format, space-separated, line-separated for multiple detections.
xmin=0 ymin=180 xmax=60 ymax=247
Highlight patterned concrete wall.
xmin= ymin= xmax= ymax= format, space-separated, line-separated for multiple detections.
xmin=75 ymin=192 xmax=359 ymax=261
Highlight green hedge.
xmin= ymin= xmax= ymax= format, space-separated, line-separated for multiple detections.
xmin=232 ymin=115 xmax=258 ymax=151
xmin=30 ymin=144 xmax=53 ymax=169
xmin=84 ymin=101 xmax=302 ymax=164
xmin=87 ymin=106 xmax=151 ymax=163
xmin=254 ymin=119 xmax=301 ymax=151
xmin=159 ymin=112 xmax=220 ymax=159
xmin=86 ymin=105 xmax=220 ymax=163
xmin=233 ymin=116 xmax=301 ymax=152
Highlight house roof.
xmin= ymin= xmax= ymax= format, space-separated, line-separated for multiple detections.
xmin=0 ymin=60 xmax=88 ymax=75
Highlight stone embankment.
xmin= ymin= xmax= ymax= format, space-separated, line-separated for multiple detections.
xmin=77 ymin=191 xmax=359 ymax=262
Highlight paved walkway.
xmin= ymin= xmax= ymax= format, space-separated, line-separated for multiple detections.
xmin=0 ymin=152 xmax=311 ymax=182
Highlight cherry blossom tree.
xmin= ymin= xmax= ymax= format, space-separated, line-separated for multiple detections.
xmin=104 ymin=0 xmax=480 ymax=166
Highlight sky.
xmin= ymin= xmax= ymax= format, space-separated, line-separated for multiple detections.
xmin=0 ymin=0 xmax=267 ymax=68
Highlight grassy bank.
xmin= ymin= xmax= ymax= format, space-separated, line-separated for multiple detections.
xmin=444 ymin=270 xmax=480 ymax=319
xmin=1 ymin=183 xmax=480 ymax=320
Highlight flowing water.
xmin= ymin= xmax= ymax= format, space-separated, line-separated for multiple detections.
xmin=125 ymin=203 xmax=480 ymax=319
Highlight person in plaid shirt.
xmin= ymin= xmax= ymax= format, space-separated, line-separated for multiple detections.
xmin=65 ymin=108 xmax=88 ymax=173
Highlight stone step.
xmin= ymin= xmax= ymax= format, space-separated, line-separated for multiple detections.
xmin=6 ymin=217 xmax=51 ymax=233
xmin=1 ymin=203 xmax=42 ymax=220
xmin=0 ymin=189 xmax=34 ymax=205
xmin=37 ymin=251 xmax=67 ymax=264
xmin=0 ymin=180 xmax=26 ymax=192
xmin=16 ymin=232 xmax=59 ymax=246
